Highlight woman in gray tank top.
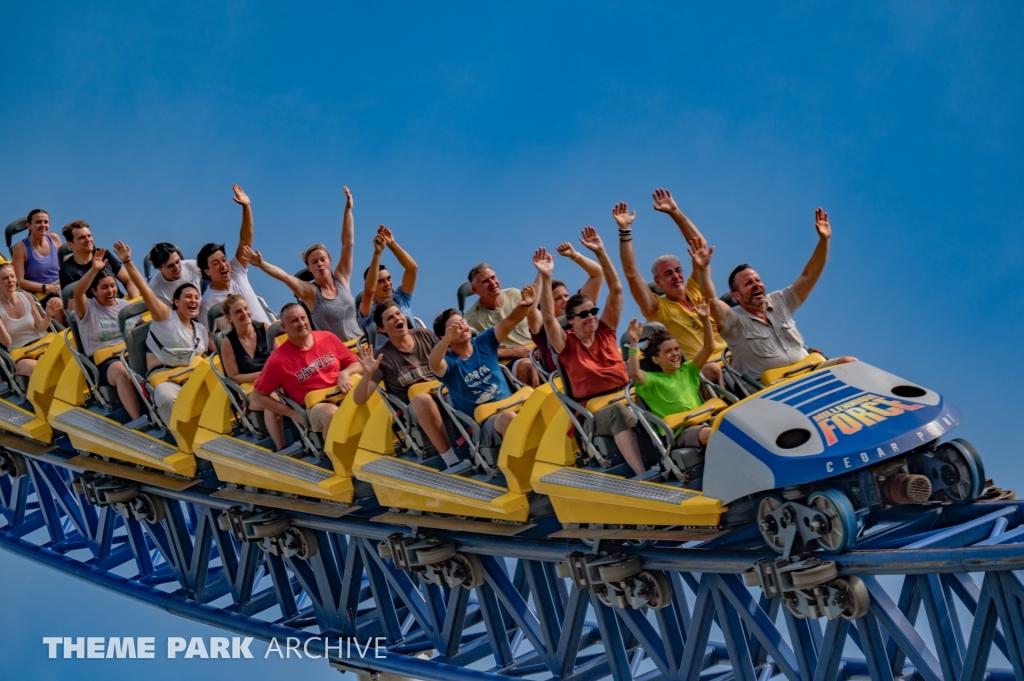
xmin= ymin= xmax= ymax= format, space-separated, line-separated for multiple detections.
xmin=241 ymin=186 xmax=363 ymax=341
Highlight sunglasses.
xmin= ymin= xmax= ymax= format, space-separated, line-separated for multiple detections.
xmin=569 ymin=307 xmax=600 ymax=319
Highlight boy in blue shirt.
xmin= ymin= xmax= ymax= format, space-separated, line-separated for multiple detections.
xmin=429 ymin=285 xmax=535 ymax=467
xmin=626 ymin=296 xmax=715 ymax=450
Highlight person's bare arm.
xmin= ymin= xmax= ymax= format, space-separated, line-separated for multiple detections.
xmin=29 ymin=295 xmax=52 ymax=333
xmin=556 ymin=242 xmax=603 ymax=302
xmin=690 ymin=298 xmax=715 ymax=370
xmin=335 ymin=186 xmax=355 ymax=288
xmin=580 ymin=226 xmax=622 ymax=330
xmin=112 ymin=242 xmax=171 ymax=322
xmin=652 ymin=188 xmax=705 ymax=244
xmin=494 ymin=284 xmax=535 ymax=344
xmin=614 ymin=202 xmax=659 ymax=318
xmin=429 ymin=323 xmax=460 ymax=378
xmin=232 ymin=184 xmax=254 ymax=267
xmin=527 ymin=271 xmax=544 ymax=335
xmin=687 ymin=238 xmax=730 ymax=331
xmin=352 ymin=345 xmax=383 ymax=406
xmin=360 ymin=233 xmax=386 ymax=317
xmin=336 ymin=360 xmax=363 ymax=395
xmin=116 ymin=267 xmax=140 ymax=299
xmin=243 ymin=246 xmax=317 ymax=308
xmin=379 ymin=225 xmax=418 ymax=295
xmin=534 ymin=249 xmax=567 ymax=353
xmin=73 ymin=249 xmax=108 ymax=320
xmin=791 ymin=208 xmax=832 ymax=303
xmin=250 ymin=388 xmax=304 ymax=425
xmin=221 ymin=336 xmax=261 ymax=384
xmin=625 ymin=319 xmax=645 ymax=385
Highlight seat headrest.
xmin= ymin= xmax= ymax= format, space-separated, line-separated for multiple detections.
xmin=457 ymin=281 xmax=474 ymax=314
xmin=647 ymin=282 xmax=665 ymax=296
xmin=721 ymin=292 xmax=738 ymax=307
xmin=118 ymin=300 xmax=149 ymax=335
xmin=57 ymin=243 xmax=71 ymax=262
xmin=61 ymin=282 xmax=77 ymax=310
xmin=66 ymin=312 xmax=86 ymax=355
xmin=142 ymin=253 xmax=153 ymax=279
xmin=619 ymin=322 xmax=669 ymax=365
xmin=125 ymin=322 xmax=151 ymax=378
xmin=207 ymin=302 xmax=225 ymax=333
xmin=267 ymin=320 xmax=282 ymax=338
xmin=295 ymin=268 xmax=314 ymax=283
xmin=5 ymin=218 xmax=27 ymax=254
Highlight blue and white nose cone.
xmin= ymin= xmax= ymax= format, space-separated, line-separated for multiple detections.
xmin=702 ymin=362 xmax=961 ymax=504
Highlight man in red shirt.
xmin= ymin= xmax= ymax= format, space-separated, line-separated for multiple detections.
xmin=251 ymin=303 xmax=362 ymax=436
xmin=535 ymin=224 xmax=644 ymax=476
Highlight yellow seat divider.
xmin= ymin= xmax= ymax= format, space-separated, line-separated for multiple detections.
xmin=323 ymin=375 xmax=379 ymax=476
xmin=9 ymin=332 xmax=57 ymax=362
xmin=473 ymin=386 xmax=533 ymax=424
xmin=25 ymin=330 xmax=74 ymax=428
xmin=497 ymin=384 xmax=563 ymax=495
xmin=760 ymin=352 xmax=826 ymax=386
xmin=663 ymin=398 xmax=730 ymax=431
xmin=168 ymin=360 xmax=222 ymax=454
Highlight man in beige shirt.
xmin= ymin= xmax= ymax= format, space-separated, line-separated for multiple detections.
xmin=464 ymin=262 xmax=540 ymax=387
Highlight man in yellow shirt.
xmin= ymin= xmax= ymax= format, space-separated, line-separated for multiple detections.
xmin=616 ymin=188 xmax=725 ymax=385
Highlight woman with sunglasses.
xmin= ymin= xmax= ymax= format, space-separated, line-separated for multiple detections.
xmin=533 ymin=223 xmax=644 ymax=477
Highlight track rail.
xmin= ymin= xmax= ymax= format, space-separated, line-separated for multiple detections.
xmin=2 ymin=447 xmax=1023 ymax=681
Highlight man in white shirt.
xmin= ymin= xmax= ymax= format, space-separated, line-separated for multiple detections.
xmin=197 ymin=184 xmax=271 ymax=330
xmin=147 ymin=242 xmax=203 ymax=306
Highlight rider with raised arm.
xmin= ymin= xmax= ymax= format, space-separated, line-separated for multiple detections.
xmin=617 ymin=191 xmax=725 ymax=385
xmin=72 ymin=248 xmax=141 ymax=421
xmin=464 ymin=263 xmax=541 ymax=388
xmin=528 ymin=242 xmax=604 ymax=374
xmin=626 ymin=293 xmax=716 ymax=451
xmin=197 ymin=184 xmax=271 ymax=331
xmin=0 ymin=262 xmax=54 ymax=377
xmin=245 ymin=186 xmax=362 ymax=341
xmin=59 ymin=220 xmax=139 ymax=299
xmin=115 ymin=241 xmax=212 ymax=427
xmin=689 ymin=208 xmax=857 ymax=382
xmin=429 ymin=285 xmax=536 ymax=469
xmin=352 ymin=300 xmax=451 ymax=458
xmin=535 ymin=226 xmax=645 ymax=477
xmin=359 ymin=225 xmax=418 ymax=333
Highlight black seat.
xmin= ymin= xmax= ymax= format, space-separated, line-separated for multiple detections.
xmin=456 ymin=281 xmax=474 ymax=314
xmin=5 ymin=218 xmax=27 ymax=257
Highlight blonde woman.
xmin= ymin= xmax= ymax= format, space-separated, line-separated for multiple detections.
xmin=220 ymin=293 xmax=285 ymax=451
xmin=0 ymin=263 xmax=53 ymax=376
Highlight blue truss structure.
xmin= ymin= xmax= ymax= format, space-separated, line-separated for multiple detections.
xmin=3 ymin=448 xmax=1024 ymax=681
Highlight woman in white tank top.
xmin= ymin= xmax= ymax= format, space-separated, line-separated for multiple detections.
xmin=0 ymin=263 xmax=53 ymax=377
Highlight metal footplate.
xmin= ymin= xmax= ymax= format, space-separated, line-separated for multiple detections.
xmin=540 ymin=468 xmax=695 ymax=504
xmin=71 ymin=471 xmax=166 ymax=524
xmin=54 ymin=409 xmax=179 ymax=461
xmin=362 ymin=457 xmax=506 ymax=502
xmin=555 ymin=550 xmax=673 ymax=610
xmin=744 ymin=556 xmax=869 ymax=621
xmin=377 ymin=533 xmax=485 ymax=590
xmin=199 ymin=437 xmax=333 ymax=484
xmin=216 ymin=506 xmax=318 ymax=560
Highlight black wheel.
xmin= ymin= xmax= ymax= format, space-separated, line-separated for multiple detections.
xmin=0 ymin=450 xmax=27 ymax=479
xmin=836 ymin=576 xmax=870 ymax=620
xmin=104 ymin=481 xmax=140 ymax=505
xmin=448 ymin=553 xmax=485 ymax=589
xmin=757 ymin=494 xmax=787 ymax=553
xmin=288 ymin=527 xmax=318 ymax=560
xmin=635 ymin=570 xmax=672 ymax=610
xmin=934 ymin=439 xmax=985 ymax=504
xmin=133 ymin=492 xmax=165 ymax=524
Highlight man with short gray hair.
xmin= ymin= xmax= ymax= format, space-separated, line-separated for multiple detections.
xmin=464 ymin=262 xmax=540 ymax=387
xmin=616 ymin=189 xmax=725 ymax=385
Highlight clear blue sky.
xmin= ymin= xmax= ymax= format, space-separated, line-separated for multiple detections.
xmin=1 ymin=2 xmax=1022 ymax=678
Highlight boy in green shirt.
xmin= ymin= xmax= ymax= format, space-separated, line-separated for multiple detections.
xmin=626 ymin=296 xmax=715 ymax=449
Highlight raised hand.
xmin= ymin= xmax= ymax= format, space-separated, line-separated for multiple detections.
xmin=651 ymin=188 xmax=679 ymax=214
xmin=357 ymin=345 xmax=383 ymax=376
xmin=372 ymin=233 xmax=386 ymax=254
xmin=533 ymin=247 xmax=554 ymax=276
xmin=444 ymin=319 xmax=465 ymax=344
xmin=687 ymin=237 xmax=714 ymax=269
xmin=241 ymin=245 xmax=264 ymax=268
xmin=815 ymin=207 xmax=831 ymax=240
xmin=91 ymin=248 xmax=108 ymax=271
xmin=612 ymin=202 xmax=636 ymax=230
xmin=343 ymin=186 xmax=354 ymax=211
xmin=693 ymin=296 xmax=711 ymax=319
xmin=520 ymin=284 xmax=536 ymax=307
xmin=555 ymin=242 xmax=577 ymax=259
xmin=579 ymin=226 xmax=605 ymax=253
xmin=377 ymin=225 xmax=394 ymax=245
xmin=232 ymin=184 xmax=250 ymax=206
xmin=626 ymin=318 xmax=643 ymax=345
xmin=112 ymin=240 xmax=131 ymax=262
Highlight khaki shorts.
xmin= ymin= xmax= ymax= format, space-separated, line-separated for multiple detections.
xmin=308 ymin=402 xmax=337 ymax=434
xmin=592 ymin=402 xmax=638 ymax=438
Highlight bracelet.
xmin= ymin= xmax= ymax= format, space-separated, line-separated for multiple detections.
xmin=618 ymin=229 xmax=631 ymax=235
xmin=619 ymin=237 xmax=632 ymax=243
xmin=122 ymin=257 xmax=131 ymax=264
xmin=628 ymin=349 xmax=639 ymax=356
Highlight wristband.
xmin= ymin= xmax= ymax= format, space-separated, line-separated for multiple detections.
xmin=628 ymin=348 xmax=640 ymax=355
xmin=122 ymin=257 xmax=131 ymax=264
